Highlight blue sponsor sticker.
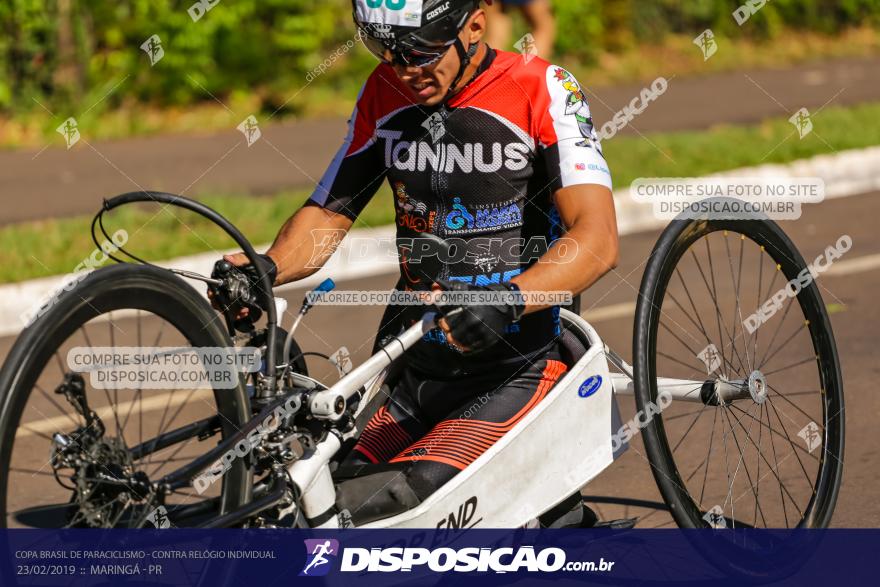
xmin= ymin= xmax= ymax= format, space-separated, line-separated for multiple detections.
xmin=578 ymin=375 xmax=603 ymax=398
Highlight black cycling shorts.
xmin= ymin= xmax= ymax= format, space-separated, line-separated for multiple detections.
xmin=336 ymin=344 xmax=567 ymax=524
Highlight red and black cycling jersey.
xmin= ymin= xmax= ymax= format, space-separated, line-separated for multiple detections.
xmin=308 ymin=48 xmax=612 ymax=376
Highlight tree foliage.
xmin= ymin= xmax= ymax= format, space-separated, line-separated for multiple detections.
xmin=0 ymin=0 xmax=877 ymax=113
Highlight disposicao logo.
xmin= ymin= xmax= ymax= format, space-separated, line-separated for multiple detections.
xmin=300 ymin=539 xmax=339 ymax=577
xmin=578 ymin=375 xmax=602 ymax=398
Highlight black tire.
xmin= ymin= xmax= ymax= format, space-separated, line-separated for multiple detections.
xmin=633 ymin=206 xmax=844 ymax=573
xmin=0 ymin=264 xmax=253 ymax=527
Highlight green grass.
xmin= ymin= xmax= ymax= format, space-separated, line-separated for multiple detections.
xmin=6 ymin=100 xmax=880 ymax=285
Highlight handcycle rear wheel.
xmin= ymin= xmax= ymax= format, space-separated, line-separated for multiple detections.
xmin=633 ymin=207 xmax=844 ymax=572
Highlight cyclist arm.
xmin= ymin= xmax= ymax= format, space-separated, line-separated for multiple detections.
xmin=510 ymin=183 xmax=618 ymax=314
xmin=223 ymin=204 xmax=353 ymax=285
xmin=509 ymin=64 xmax=618 ymax=314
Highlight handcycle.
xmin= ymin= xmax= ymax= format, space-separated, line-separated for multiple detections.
xmin=0 ymin=192 xmax=843 ymax=557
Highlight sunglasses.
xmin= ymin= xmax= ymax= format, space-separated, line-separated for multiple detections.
xmin=359 ymin=26 xmax=455 ymax=68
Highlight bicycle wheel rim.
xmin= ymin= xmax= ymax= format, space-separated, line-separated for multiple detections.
xmin=0 ymin=264 xmax=253 ymax=528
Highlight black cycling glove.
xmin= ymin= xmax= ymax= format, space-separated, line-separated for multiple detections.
xmin=434 ymin=280 xmax=527 ymax=353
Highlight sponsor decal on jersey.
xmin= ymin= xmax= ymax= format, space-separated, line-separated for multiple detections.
xmin=377 ymin=130 xmax=531 ymax=174
xmin=444 ymin=198 xmax=523 ymax=234
xmin=395 ymin=182 xmax=436 ymax=232
xmin=448 ymin=268 xmax=522 ymax=287
xmin=553 ymin=68 xmax=601 ymax=153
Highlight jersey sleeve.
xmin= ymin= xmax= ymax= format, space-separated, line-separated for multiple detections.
xmin=534 ymin=65 xmax=612 ymax=192
xmin=308 ymin=77 xmax=387 ymax=220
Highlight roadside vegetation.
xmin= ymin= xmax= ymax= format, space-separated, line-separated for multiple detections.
xmin=2 ymin=1 xmax=879 ymax=148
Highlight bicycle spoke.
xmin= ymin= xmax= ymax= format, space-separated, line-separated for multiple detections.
xmin=35 ymin=384 xmax=81 ymax=428
xmin=148 ymin=436 xmax=196 ymax=477
xmin=9 ymin=467 xmax=57 ymax=477
xmin=763 ymin=356 xmax=816 ymax=378
xmin=725 ymin=405 xmax=800 ymax=519
xmin=721 ymin=406 xmax=768 ymax=527
xmin=764 ymin=402 xmax=790 ymax=527
xmin=671 ymin=402 xmax=710 ymax=453
xmin=764 ymin=399 xmax=816 ymax=489
xmin=758 ymin=321 xmax=807 ymax=371
xmin=753 ymin=401 xmax=764 ymax=527
xmin=726 ymin=233 xmax=752 ymax=373
xmin=699 ymin=407 xmax=719 ymax=508
xmin=727 ymin=403 xmax=819 ymax=464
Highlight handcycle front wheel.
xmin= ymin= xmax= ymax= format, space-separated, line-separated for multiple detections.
xmin=633 ymin=205 xmax=844 ymax=573
xmin=0 ymin=263 xmax=253 ymax=528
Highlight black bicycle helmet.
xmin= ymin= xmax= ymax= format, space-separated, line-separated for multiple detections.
xmin=353 ymin=0 xmax=482 ymax=68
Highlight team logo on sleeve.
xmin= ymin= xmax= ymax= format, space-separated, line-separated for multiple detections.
xmin=553 ymin=68 xmax=601 ymax=152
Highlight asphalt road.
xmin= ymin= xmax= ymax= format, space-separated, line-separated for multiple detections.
xmin=1 ymin=55 xmax=877 ymax=225
xmin=1 ymin=190 xmax=876 ymax=528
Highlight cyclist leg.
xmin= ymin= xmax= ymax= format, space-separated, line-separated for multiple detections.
xmin=335 ymin=347 xmax=567 ymax=525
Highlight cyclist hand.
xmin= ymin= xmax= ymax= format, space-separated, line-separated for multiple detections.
xmin=432 ymin=280 xmax=526 ymax=353
xmin=208 ymin=253 xmax=277 ymax=321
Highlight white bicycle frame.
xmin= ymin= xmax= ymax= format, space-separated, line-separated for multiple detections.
xmin=287 ymin=309 xmax=753 ymax=529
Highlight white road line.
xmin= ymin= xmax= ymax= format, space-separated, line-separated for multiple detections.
xmin=825 ymin=252 xmax=880 ymax=277
xmin=14 ymin=252 xmax=880 ymax=434
xmin=583 ymin=302 xmax=635 ymax=323
xmin=17 ymin=389 xmax=213 ymax=439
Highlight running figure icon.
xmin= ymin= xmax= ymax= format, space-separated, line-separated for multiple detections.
xmin=300 ymin=539 xmax=339 ymax=576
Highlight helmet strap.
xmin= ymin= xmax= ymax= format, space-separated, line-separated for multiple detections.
xmin=444 ymin=37 xmax=480 ymax=104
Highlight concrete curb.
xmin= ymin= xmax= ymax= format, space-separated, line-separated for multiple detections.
xmin=2 ymin=146 xmax=879 ymax=338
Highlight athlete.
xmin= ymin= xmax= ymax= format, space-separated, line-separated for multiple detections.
xmin=216 ymin=0 xmax=618 ymax=526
